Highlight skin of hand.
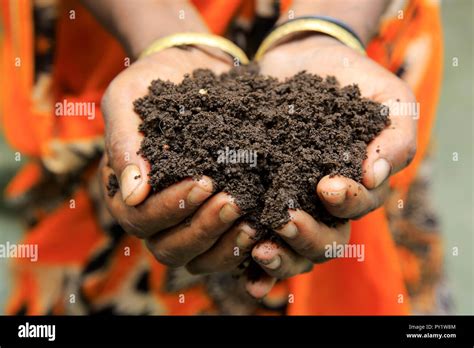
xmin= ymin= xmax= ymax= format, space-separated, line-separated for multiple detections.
xmin=96 ymin=0 xmax=404 ymax=301
xmin=100 ymin=47 xmax=260 ymax=274
xmin=245 ymin=34 xmax=418 ymax=298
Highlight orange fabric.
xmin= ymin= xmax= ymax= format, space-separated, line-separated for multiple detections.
xmin=288 ymin=209 xmax=409 ymax=315
xmin=1 ymin=0 xmax=38 ymax=155
xmin=82 ymin=236 xmax=143 ymax=302
xmin=5 ymin=188 xmax=105 ymax=315
xmin=390 ymin=4 xmax=443 ymax=192
xmin=397 ymin=246 xmax=421 ymax=286
xmin=0 ymin=0 xmax=442 ymax=315
xmin=1 ymin=0 xmax=125 ymax=158
xmin=16 ymin=188 xmax=105 ymax=265
xmin=148 ymin=253 xmax=214 ymax=314
xmin=368 ymin=0 xmax=443 ymax=194
xmin=6 ymin=268 xmax=41 ymax=315
xmin=192 ymin=0 xmax=242 ymax=34
xmin=5 ymin=162 xmax=42 ymax=198
xmin=52 ymin=4 xmax=125 ymax=142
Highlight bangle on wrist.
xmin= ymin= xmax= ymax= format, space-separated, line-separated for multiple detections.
xmin=254 ymin=16 xmax=366 ymax=61
xmin=139 ymin=32 xmax=250 ymax=64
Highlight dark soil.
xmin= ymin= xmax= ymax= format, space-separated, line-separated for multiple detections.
xmin=107 ymin=173 xmax=119 ymax=197
xmin=108 ymin=65 xmax=389 ymax=240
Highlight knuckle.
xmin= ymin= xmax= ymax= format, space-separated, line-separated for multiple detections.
xmin=311 ymin=253 xmax=331 ymax=264
xmin=106 ymin=134 xmax=129 ymax=170
xmin=330 ymin=204 xmax=352 ymax=219
xmin=299 ymin=239 xmax=317 ymax=255
xmin=117 ymin=216 xmax=150 ymax=239
xmin=297 ymin=237 xmax=323 ymax=261
xmin=370 ymin=189 xmax=387 ymax=213
xmin=275 ymin=267 xmax=296 ymax=279
xmin=218 ymin=254 xmax=243 ymax=271
xmin=146 ymin=242 xmax=183 ymax=268
xmin=161 ymin=195 xmax=181 ymax=215
xmin=274 ymin=258 xmax=310 ymax=279
xmin=185 ymin=262 xmax=203 ymax=275
xmin=185 ymin=262 xmax=212 ymax=275
xmin=194 ymin=220 xmax=221 ymax=242
xmin=301 ymin=261 xmax=314 ymax=274
xmin=187 ymin=247 xmax=239 ymax=275
xmin=366 ymin=196 xmax=382 ymax=218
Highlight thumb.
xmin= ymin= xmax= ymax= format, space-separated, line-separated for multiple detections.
xmin=102 ymin=84 xmax=151 ymax=206
xmin=362 ymin=95 xmax=418 ymax=190
xmin=107 ymin=129 xmax=151 ymax=207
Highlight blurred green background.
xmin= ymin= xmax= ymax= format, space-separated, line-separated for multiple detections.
xmin=0 ymin=0 xmax=473 ymax=314
xmin=430 ymin=0 xmax=473 ymax=315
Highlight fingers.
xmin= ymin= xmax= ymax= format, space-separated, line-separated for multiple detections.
xmin=274 ymin=210 xmax=350 ymax=263
xmin=244 ymin=263 xmax=277 ymax=299
xmin=251 ymin=240 xmax=313 ymax=279
xmin=245 ymin=275 xmax=277 ymax=299
xmin=317 ymin=175 xmax=390 ymax=219
xmin=100 ymin=48 xmax=233 ymax=207
xmin=186 ymin=222 xmax=257 ymax=274
xmin=363 ymin=91 xmax=418 ymax=190
xmin=101 ymin=78 xmax=151 ymax=206
xmin=101 ymin=159 xmax=214 ymax=238
xmin=145 ymin=193 xmax=242 ymax=267
xmin=246 ymin=210 xmax=349 ymax=295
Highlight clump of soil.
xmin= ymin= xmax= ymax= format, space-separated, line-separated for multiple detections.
xmin=107 ymin=173 xmax=119 ymax=197
xmin=109 ymin=65 xmax=389 ymax=240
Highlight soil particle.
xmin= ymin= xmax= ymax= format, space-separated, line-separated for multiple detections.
xmin=108 ymin=65 xmax=389 ymax=240
xmin=107 ymin=173 xmax=119 ymax=197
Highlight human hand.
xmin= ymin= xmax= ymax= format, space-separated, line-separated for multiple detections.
xmin=245 ymin=34 xmax=417 ymax=298
xmin=100 ymin=47 xmax=259 ymax=273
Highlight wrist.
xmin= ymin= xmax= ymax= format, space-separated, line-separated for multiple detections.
xmin=258 ymin=26 xmax=356 ymax=64
xmin=111 ymin=2 xmax=210 ymax=59
xmin=136 ymin=32 xmax=247 ymax=66
xmin=264 ymin=33 xmax=345 ymax=56
xmin=275 ymin=17 xmax=370 ymax=46
xmin=139 ymin=44 xmax=234 ymax=69
xmin=127 ymin=29 xmax=211 ymax=61
xmin=279 ymin=0 xmax=389 ymax=45
xmin=183 ymin=45 xmax=236 ymax=67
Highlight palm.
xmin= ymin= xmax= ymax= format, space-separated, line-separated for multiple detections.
xmin=241 ymin=35 xmax=418 ymax=299
xmin=258 ymin=35 xmax=411 ymax=104
xmin=104 ymin=47 xmax=232 ymax=117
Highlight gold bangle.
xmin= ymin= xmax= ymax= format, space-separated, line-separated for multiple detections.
xmin=254 ymin=18 xmax=366 ymax=61
xmin=139 ymin=32 xmax=250 ymax=64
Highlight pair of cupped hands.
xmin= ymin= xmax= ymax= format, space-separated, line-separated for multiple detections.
xmin=100 ymin=34 xmax=417 ymax=298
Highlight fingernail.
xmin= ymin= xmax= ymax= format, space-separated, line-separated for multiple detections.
xmin=263 ymin=256 xmax=281 ymax=270
xmin=219 ymin=203 xmax=240 ymax=223
xmin=120 ymin=164 xmax=142 ymax=205
xmin=320 ymin=178 xmax=347 ymax=206
xmin=373 ymin=158 xmax=391 ymax=187
xmin=329 ymin=190 xmax=346 ymax=205
xmin=187 ymin=178 xmax=213 ymax=205
xmin=236 ymin=225 xmax=256 ymax=249
xmin=276 ymin=222 xmax=298 ymax=239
